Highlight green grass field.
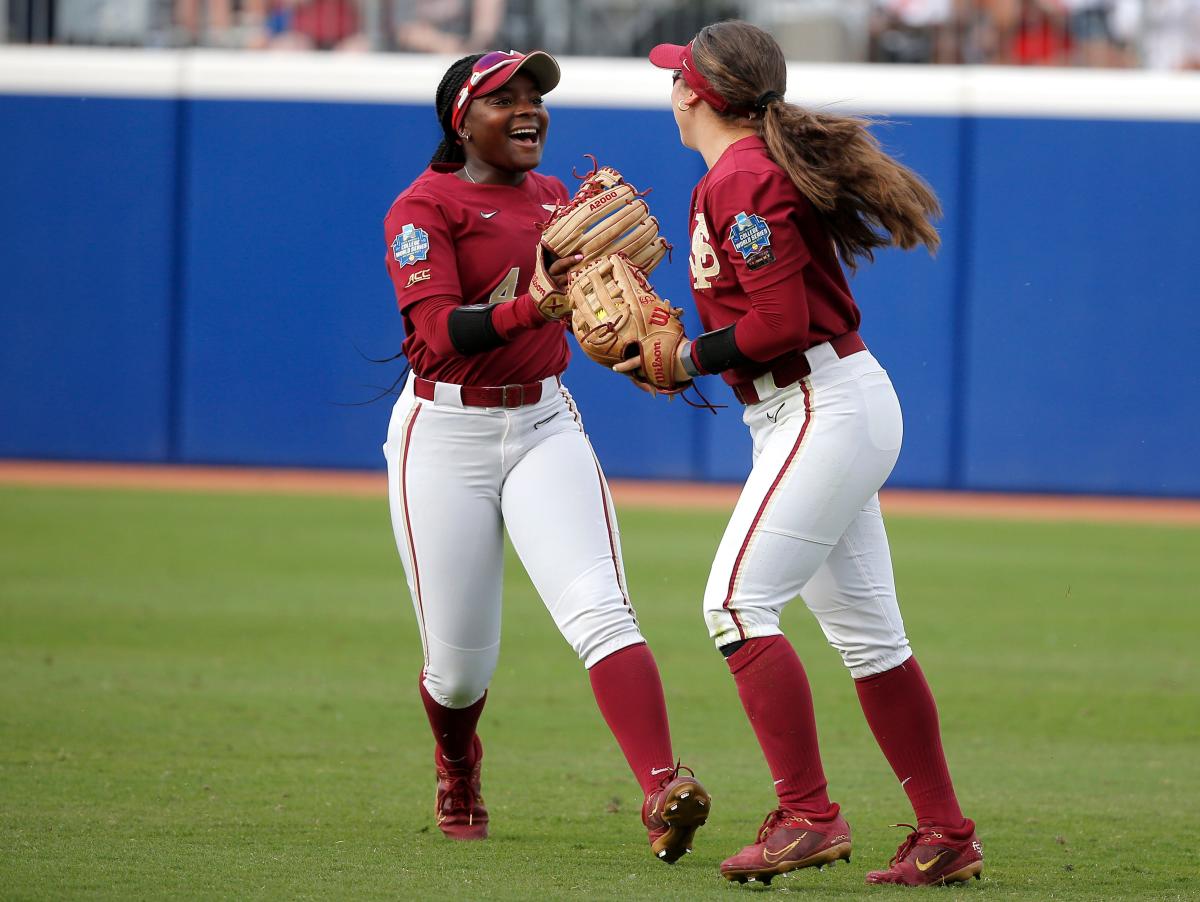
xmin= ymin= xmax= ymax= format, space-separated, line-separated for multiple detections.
xmin=2 ymin=484 xmax=1198 ymax=900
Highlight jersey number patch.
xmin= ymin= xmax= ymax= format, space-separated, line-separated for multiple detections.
xmin=690 ymin=213 xmax=721 ymax=290
xmin=489 ymin=267 xmax=520 ymax=304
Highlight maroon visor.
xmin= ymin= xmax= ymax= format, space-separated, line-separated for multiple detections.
xmin=648 ymin=40 xmax=735 ymax=113
xmin=450 ymin=49 xmax=561 ymax=133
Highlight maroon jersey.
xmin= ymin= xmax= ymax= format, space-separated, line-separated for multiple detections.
xmin=383 ymin=164 xmax=570 ymax=385
xmin=687 ymin=135 xmax=861 ymax=385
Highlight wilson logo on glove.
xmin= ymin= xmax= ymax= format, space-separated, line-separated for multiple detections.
xmin=651 ymin=340 xmax=667 ymax=384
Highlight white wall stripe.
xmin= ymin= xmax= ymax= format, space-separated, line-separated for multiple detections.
xmin=1 ymin=46 xmax=1198 ymax=121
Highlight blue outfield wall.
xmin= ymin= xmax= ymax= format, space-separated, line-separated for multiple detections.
xmin=0 ymin=95 xmax=178 ymax=462
xmin=2 ymin=59 xmax=1198 ymax=495
xmin=962 ymin=117 xmax=1200 ymax=496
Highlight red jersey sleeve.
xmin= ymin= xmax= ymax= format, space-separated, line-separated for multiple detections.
xmin=707 ymin=168 xmax=811 ymax=292
xmin=384 ymin=193 xmax=461 ymax=314
xmin=703 ymin=168 xmax=815 ymax=362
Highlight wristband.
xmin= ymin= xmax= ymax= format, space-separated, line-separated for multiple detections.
xmin=447 ymin=304 xmax=505 ymax=356
xmin=679 ymin=340 xmax=702 ymax=378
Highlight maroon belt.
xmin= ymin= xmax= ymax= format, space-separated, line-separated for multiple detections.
xmin=731 ymin=332 xmax=866 ymax=405
xmin=413 ymin=376 xmax=544 ymax=408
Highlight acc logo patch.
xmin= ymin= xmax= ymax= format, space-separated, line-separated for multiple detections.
xmin=729 ymin=211 xmax=775 ymax=270
xmin=405 ymin=268 xmax=431 ymax=288
xmin=392 ymin=223 xmax=430 ymax=267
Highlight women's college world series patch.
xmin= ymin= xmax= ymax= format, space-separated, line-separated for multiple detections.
xmin=729 ymin=212 xmax=775 ymax=270
xmin=392 ymin=223 xmax=430 ymax=267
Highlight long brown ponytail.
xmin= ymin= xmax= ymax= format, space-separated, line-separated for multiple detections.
xmin=691 ymin=21 xmax=941 ymax=267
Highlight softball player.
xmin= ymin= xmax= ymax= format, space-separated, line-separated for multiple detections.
xmin=638 ymin=22 xmax=984 ymax=887
xmin=380 ymin=50 xmax=709 ymax=860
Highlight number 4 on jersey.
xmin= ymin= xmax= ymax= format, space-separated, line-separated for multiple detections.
xmin=489 ymin=267 xmax=520 ymax=304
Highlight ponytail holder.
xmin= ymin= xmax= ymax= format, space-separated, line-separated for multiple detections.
xmin=754 ymin=91 xmax=783 ymax=112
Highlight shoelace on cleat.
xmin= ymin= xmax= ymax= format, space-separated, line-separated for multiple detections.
xmin=885 ymin=823 xmax=922 ymax=867
xmin=654 ymin=760 xmax=697 ymax=789
xmin=755 ymin=808 xmax=790 ymax=843
xmin=439 ymin=772 xmax=478 ymax=816
xmin=755 ymin=807 xmax=843 ymax=844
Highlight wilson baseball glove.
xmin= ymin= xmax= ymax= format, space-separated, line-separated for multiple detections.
xmin=568 ymin=252 xmax=689 ymax=394
xmin=541 ymin=157 xmax=671 ymax=275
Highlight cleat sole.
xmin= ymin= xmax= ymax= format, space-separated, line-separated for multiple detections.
xmin=650 ymin=779 xmax=711 ymax=864
xmin=941 ymin=861 xmax=984 ymax=884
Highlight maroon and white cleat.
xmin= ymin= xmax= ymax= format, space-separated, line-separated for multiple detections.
xmin=720 ymin=807 xmax=852 ymax=885
xmin=641 ymin=764 xmax=711 ymax=863
xmin=434 ymin=735 xmax=488 ymax=840
xmin=865 ymin=820 xmax=984 ymax=886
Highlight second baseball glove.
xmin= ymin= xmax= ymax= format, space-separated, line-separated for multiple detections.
xmin=568 ymin=252 xmax=689 ymax=393
xmin=541 ymin=157 xmax=671 ymax=275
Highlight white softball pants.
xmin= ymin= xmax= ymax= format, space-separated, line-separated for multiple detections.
xmin=382 ymin=375 xmax=645 ymax=709
xmin=704 ymin=342 xmax=914 ymax=678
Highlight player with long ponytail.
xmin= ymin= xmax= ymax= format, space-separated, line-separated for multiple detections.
xmin=640 ymin=21 xmax=984 ymax=887
xmin=689 ymin=24 xmax=941 ymax=266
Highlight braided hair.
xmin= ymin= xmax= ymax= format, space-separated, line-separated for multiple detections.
xmin=431 ymin=53 xmax=486 ymax=165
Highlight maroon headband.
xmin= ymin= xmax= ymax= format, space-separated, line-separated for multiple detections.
xmin=648 ymin=40 xmax=740 ymax=114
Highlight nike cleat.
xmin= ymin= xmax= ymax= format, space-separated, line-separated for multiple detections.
xmin=720 ymin=807 xmax=852 ymax=885
xmin=642 ymin=764 xmax=711 ymax=863
xmin=865 ymin=820 xmax=983 ymax=886
xmin=434 ymin=734 xmax=488 ymax=840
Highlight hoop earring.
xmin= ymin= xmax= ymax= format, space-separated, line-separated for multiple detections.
xmin=677 ymin=101 xmax=690 ymax=112
xmin=459 ymin=130 xmax=471 ymax=141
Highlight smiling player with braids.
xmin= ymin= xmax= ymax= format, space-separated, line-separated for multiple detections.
xmin=380 ymin=51 xmax=709 ymax=860
xmin=634 ymin=22 xmax=985 ymax=887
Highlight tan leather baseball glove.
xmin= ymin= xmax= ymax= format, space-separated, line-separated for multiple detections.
xmin=568 ymin=252 xmax=689 ymax=394
xmin=541 ymin=156 xmax=670 ymax=274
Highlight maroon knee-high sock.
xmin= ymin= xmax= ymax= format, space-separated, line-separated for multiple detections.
xmin=588 ymin=643 xmax=675 ymax=794
xmin=419 ymin=676 xmax=486 ymax=763
xmin=854 ymin=656 xmax=964 ymax=829
xmin=726 ymin=635 xmax=836 ymax=818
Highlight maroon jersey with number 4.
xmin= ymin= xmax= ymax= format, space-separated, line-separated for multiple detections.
xmin=688 ymin=135 xmax=861 ymax=385
xmin=383 ymin=164 xmax=570 ymax=385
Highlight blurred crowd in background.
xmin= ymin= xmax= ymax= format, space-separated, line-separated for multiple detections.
xmin=2 ymin=0 xmax=1198 ymax=69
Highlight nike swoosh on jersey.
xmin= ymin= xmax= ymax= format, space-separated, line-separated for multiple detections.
xmin=480 ymin=211 xmax=498 ymax=219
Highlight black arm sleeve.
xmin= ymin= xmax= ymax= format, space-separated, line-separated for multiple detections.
xmin=693 ymin=324 xmax=756 ymax=375
xmin=447 ymin=304 xmax=506 ymax=356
